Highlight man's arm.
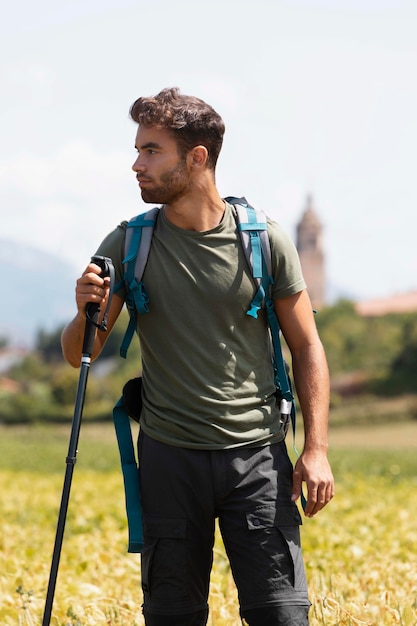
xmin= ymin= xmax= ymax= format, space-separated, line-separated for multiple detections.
xmin=274 ymin=289 xmax=335 ymax=517
xmin=61 ymin=262 xmax=124 ymax=367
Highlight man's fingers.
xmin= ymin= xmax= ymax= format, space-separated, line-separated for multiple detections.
xmin=75 ymin=265 xmax=111 ymax=316
xmin=305 ymin=479 xmax=335 ymax=517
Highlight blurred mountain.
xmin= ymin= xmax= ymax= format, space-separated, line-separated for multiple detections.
xmin=0 ymin=238 xmax=357 ymax=348
xmin=0 ymin=239 xmax=77 ymax=347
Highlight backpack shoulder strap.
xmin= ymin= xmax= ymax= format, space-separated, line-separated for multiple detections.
xmin=119 ymin=207 xmax=160 ymax=358
xmin=226 ymin=196 xmax=302 ymax=486
xmin=225 ymin=196 xmax=272 ymax=319
xmin=124 ymin=206 xmax=160 ymax=287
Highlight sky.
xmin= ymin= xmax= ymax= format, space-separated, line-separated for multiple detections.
xmin=1 ymin=0 xmax=416 ymax=303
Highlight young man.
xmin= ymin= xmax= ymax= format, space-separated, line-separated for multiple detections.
xmin=61 ymin=87 xmax=334 ymax=626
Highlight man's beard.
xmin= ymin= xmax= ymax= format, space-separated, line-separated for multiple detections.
xmin=141 ymin=160 xmax=190 ymax=205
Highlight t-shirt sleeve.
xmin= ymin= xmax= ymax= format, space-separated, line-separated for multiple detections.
xmin=267 ymin=218 xmax=306 ymax=299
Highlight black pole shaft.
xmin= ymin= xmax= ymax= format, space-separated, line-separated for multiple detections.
xmin=42 ymin=307 xmax=99 ymax=626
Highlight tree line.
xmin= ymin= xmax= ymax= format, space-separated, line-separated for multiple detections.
xmin=0 ymin=300 xmax=416 ymax=424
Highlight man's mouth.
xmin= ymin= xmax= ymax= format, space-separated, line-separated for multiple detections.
xmin=137 ymin=176 xmax=151 ymax=187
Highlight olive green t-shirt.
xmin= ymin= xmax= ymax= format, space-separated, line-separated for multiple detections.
xmin=96 ymin=201 xmax=306 ymax=449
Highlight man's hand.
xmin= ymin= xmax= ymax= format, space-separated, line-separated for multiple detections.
xmin=75 ymin=262 xmax=111 ymax=318
xmin=291 ymin=449 xmax=334 ymax=517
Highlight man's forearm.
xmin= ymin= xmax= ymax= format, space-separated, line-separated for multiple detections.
xmin=291 ymin=341 xmax=330 ymax=452
xmin=61 ymin=313 xmax=94 ymax=368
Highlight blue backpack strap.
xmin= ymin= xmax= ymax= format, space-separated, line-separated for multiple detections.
xmin=113 ymin=210 xmax=159 ymax=549
xmin=226 ymin=198 xmax=288 ymax=384
xmin=119 ymin=207 xmax=160 ymax=358
xmin=113 ymin=397 xmax=144 ymax=553
xmin=225 ymin=197 xmax=271 ymax=318
xmin=226 ymin=197 xmax=305 ymax=509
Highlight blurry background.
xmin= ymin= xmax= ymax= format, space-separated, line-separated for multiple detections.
xmin=1 ymin=0 xmax=416 ymax=345
xmin=1 ymin=6 xmax=417 ymax=622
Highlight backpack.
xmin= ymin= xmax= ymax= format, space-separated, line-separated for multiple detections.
xmin=112 ymin=196 xmax=299 ymax=553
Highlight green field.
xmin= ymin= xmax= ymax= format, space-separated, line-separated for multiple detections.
xmin=1 ymin=422 xmax=417 ymax=625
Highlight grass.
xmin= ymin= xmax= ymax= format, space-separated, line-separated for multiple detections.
xmin=1 ymin=421 xmax=417 ymax=625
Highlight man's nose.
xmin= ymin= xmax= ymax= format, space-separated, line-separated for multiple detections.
xmin=132 ymin=155 xmax=145 ymax=172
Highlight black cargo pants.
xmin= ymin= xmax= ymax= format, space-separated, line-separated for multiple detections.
xmin=138 ymin=432 xmax=310 ymax=625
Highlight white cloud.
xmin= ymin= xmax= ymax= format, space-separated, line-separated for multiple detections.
xmin=0 ymin=141 xmax=142 ymax=269
xmin=1 ymin=0 xmax=416 ymax=302
xmin=0 ymin=141 xmax=128 ymax=195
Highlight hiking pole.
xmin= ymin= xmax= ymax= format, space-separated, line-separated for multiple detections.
xmin=42 ymin=256 xmax=114 ymax=626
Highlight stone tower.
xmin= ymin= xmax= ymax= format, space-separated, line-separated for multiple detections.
xmin=296 ymin=195 xmax=325 ymax=310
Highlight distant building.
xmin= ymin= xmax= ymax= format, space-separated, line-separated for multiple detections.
xmin=294 ymin=197 xmax=417 ymax=315
xmin=296 ymin=195 xmax=325 ymax=310
xmin=355 ymin=291 xmax=417 ymax=316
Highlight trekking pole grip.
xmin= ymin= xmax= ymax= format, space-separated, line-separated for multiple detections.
xmin=82 ymin=303 xmax=100 ymax=356
xmin=82 ymin=255 xmax=115 ymax=357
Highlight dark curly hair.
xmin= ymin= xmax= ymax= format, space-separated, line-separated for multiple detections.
xmin=130 ymin=87 xmax=225 ymax=171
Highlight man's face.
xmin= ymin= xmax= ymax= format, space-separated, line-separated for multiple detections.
xmin=132 ymin=126 xmax=190 ymax=204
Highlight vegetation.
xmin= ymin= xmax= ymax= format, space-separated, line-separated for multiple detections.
xmin=1 ymin=299 xmax=417 ymax=425
xmin=0 ymin=423 xmax=416 ymax=625
xmin=314 ymin=299 xmax=417 ymax=395
xmin=1 ymin=299 xmax=417 ymax=624
xmin=0 ymin=311 xmax=142 ymax=424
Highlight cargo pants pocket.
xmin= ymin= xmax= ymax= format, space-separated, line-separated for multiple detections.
xmin=141 ymin=515 xmax=189 ymax=609
xmin=221 ymin=504 xmax=309 ymax=609
xmin=245 ymin=504 xmax=306 ymax=591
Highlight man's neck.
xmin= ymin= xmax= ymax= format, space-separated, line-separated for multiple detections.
xmin=163 ymin=184 xmax=225 ymax=232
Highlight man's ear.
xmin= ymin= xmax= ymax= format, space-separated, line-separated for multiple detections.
xmin=189 ymin=145 xmax=208 ymax=167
